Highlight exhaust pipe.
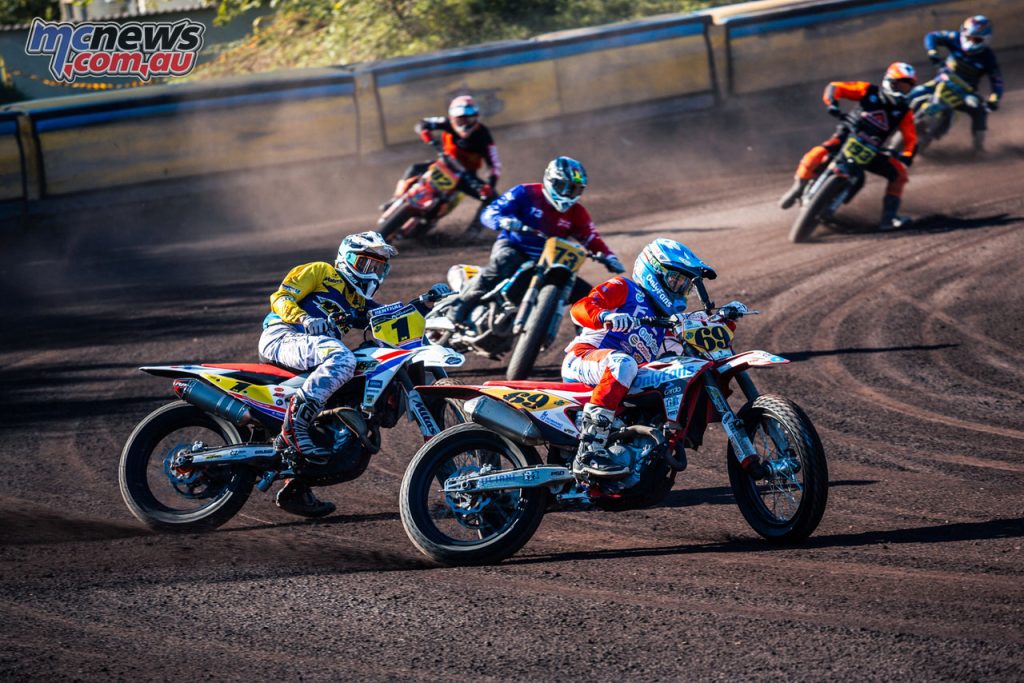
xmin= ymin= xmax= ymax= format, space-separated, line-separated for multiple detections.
xmin=177 ymin=444 xmax=280 ymax=468
xmin=173 ymin=378 xmax=253 ymax=426
xmin=464 ymin=395 xmax=545 ymax=445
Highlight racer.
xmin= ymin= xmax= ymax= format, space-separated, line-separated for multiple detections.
xmin=562 ymin=239 xmax=769 ymax=479
xmin=445 ymin=156 xmax=625 ymax=328
xmin=385 ymin=95 xmax=501 ymax=229
xmin=779 ymin=62 xmax=919 ymax=231
xmin=911 ymin=15 xmax=1003 ymax=152
xmin=258 ymin=232 xmax=397 ymax=517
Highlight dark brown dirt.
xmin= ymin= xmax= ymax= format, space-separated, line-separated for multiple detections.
xmin=1 ymin=80 xmax=1022 ymax=681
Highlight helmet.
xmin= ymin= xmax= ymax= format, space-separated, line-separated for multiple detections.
xmin=334 ymin=232 xmax=398 ymax=300
xmin=881 ymin=62 xmax=918 ymax=104
xmin=448 ymin=95 xmax=480 ymax=137
xmin=632 ymin=239 xmax=716 ymax=315
xmin=960 ymin=15 xmax=992 ymax=53
xmin=542 ymin=156 xmax=587 ymax=212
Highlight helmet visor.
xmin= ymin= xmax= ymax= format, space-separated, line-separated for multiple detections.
xmin=346 ymin=251 xmax=389 ymax=278
xmin=550 ymin=176 xmax=585 ymax=200
xmin=453 ymin=114 xmax=478 ymax=129
xmin=663 ymin=268 xmax=693 ymax=294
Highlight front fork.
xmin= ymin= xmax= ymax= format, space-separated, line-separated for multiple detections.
xmin=398 ymin=369 xmax=442 ymax=438
xmin=703 ymin=373 xmax=759 ymax=466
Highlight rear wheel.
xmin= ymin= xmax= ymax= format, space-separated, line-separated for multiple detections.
xmin=789 ymin=175 xmax=848 ymax=244
xmin=400 ymin=424 xmax=546 ymax=565
xmin=119 ymin=401 xmax=255 ymax=532
xmin=727 ymin=394 xmax=828 ymax=543
xmin=507 ymin=283 xmax=560 ymax=380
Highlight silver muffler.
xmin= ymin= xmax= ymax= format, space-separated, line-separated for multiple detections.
xmin=176 ymin=444 xmax=280 ymax=468
xmin=444 ymin=465 xmax=574 ymax=493
xmin=464 ymin=395 xmax=545 ymax=445
xmin=173 ymin=378 xmax=253 ymax=426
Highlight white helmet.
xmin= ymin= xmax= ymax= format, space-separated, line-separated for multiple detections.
xmin=542 ymin=156 xmax=587 ymax=212
xmin=334 ymin=232 xmax=398 ymax=299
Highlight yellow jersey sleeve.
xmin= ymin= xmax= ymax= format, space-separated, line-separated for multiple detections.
xmin=269 ymin=262 xmax=334 ymax=324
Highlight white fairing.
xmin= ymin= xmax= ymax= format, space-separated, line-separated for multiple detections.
xmin=446 ymin=265 xmax=478 ymax=294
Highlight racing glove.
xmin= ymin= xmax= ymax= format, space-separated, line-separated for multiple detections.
xmin=898 ymin=153 xmax=913 ymax=167
xmin=827 ymin=102 xmax=842 ymax=118
xmin=604 ymin=255 xmax=625 ymax=274
xmin=927 ymin=49 xmax=942 ymax=65
xmin=303 ymin=316 xmax=334 ymax=337
xmin=987 ymin=93 xmax=1000 ymax=112
xmin=478 ymin=184 xmax=494 ymax=201
xmin=418 ymin=128 xmax=434 ymax=144
xmin=498 ymin=216 xmax=524 ymax=232
xmin=600 ymin=312 xmax=638 ymax=333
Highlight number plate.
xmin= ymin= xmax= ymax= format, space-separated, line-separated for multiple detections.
xmin=936 ymin=83 xmax=962 ymax=108
xmin=840 ymin=137 xmax=877 ymax=165
xmin=429 ymin=162 xmax=458 ymax=192
xmin=684 ymin=322 xmax=734 ymax=355
xmin=371 ymin=304 xmax=426 ymax=347
xmin=539 ymin=237 xmax=587 ymax=272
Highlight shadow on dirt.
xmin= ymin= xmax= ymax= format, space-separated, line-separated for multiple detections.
xmin=656 ymin=479 xmax=876 ymax=509
xmin=0 ymin=509 xmax=151 ymax=546
xmin=779 ymin=343 xmax=959 ymax=362
xmin=817 ymin=212 xmax=1019 ymax=239
xmin=509 ymin=516 xmax=1024 ymax=565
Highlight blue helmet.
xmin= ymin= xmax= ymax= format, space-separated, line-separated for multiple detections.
xmin=542 ymin=156 xmax=587 ymax=212
xmin=633 ymin=239 xmax=716 ymax=314
xmin=960 ymin=15 xmax=992 ymax=53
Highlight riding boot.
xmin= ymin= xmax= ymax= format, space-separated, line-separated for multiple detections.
xmin=778 ymin=177 xmax=808 ymax=210
xmin=572 ymin=404 xmax=629 ymax=479
xmin=879 ymin=195 xmax=910 ymax=231
xmin=972 ymin=130 xmax=986 ymax=154
xmin=275 ymin=479 xmax=336 ymax=518
xmin=278 ymin=390 xmax=331 ymax=465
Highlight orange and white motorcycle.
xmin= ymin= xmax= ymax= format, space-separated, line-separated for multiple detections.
xmin=119 ymin=286 xmax=464 ymax=532
xmin=401 ymin=281 xmax=828 ymax=565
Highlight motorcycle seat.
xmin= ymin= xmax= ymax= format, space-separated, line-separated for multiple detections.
xmin=482 ymin=380 xmax=590 ymax=392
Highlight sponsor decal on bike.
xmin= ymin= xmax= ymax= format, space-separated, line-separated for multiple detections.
xmin=25 ymin=18 xmax=205 ymax=82
xmin=369 ymin=301 xmax=404 ymax=318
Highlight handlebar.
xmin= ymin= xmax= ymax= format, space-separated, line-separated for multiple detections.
xmin=515 ymin=225 xmax=608 ymax=262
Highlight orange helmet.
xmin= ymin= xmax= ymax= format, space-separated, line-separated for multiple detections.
xmin=882 ymin=62 xmax=917 ymax=103
xmin=448 ymin=95 xmax=480 ymax=137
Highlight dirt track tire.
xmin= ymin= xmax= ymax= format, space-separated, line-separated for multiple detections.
xmin=377 ymin=205 xmax=414 ymax=242
xmin=424 ymin=375 xmax=468 ymax=430
xmin=727 ymin=394 xmax=828 ymax=543
xmin=789 ymin=175 xmax=847 ymax=244
xmin=400 ymin=424 xmax=546 ymax=566
xmin=119 ymin=401 xmax=255 ymax=533
xmin=507 ymin=284 xmax=560 ymax=381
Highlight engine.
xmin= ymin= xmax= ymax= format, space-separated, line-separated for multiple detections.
xmin=598 ymin=426 xmax=675 ymax=507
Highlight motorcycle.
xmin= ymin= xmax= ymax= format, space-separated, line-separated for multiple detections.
xmin=905 ymin=69 xmax=989 ymax=153
xmin=424 ymin=228 xmax=613 ymax=381
xmin=401 ymin=277 xmax=828 ymax=566
xmin=119 ymin=286 xmax=466 ymax=532
xmin=377 ymin=140 xmax=492 ymax=242
xmin=789 ymin=112 xmax=884 ymax=244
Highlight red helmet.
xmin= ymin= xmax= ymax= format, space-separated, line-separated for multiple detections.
xmin=448 ymin=95 xmax=480 ymax=137
xmin=881 ymin=62 xmax=917 ymax=104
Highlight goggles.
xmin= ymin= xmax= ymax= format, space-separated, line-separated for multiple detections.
xmin=346 ymin=251 xmax=389 ymax=278
xmin=453 ymin=114 xmax=478 ymax=128
xmin=550 ymin=176 xmax=585 ymax=200
xmin=963 ymin=33 xmax=985 ymax=44
xmin=663 ymin=268 xmax=694 ymax=294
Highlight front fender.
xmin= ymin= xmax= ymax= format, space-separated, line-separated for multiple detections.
xmin=405 ymin=344 xmax=465 ymax=369
xmin=716 ymin=350 xmax=789 ymax=377
xmin=540 ymin=264 xmax=574 ymax=289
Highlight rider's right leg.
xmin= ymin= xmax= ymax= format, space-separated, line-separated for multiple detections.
xmin=779 ymin=137 xmax=838 ymax=209
xmin=382 ymin=162 xmax=431 ymax=210
xmin=258 ymin=324 xmax=356 ymax=464
xmin=562 ymin=349 xmax=638 ymax=478
xmin=447 ymin=240 xmax=527 ymax=327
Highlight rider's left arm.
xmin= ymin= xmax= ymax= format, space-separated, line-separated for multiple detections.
xmin=898 ymin=111 xmax=918 ymax=158
xmin=569 ymin=206 xmax=613 ymax=256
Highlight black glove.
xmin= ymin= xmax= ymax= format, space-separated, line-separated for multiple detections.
xmin=899 ymin=153 xmax=913 ymax=167
xmin=827 ymin=102 xmax=842 ymax=118
xmin=927 ymin=49 xmax=942 ymax=65
xmin=987 ymin=93 xmax=1000 ymax=112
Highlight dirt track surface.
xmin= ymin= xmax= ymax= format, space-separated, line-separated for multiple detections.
xmin=2 ymin=79 xmax=1023 ymax=681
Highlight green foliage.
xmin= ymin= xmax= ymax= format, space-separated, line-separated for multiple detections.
xmin=196 ymin=0 xmax=740 ymax=78
xmin=0 ymin=0 xmax=57 ymax=25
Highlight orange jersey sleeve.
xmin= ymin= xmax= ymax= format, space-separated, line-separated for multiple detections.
xmin=898 ymin=110 xmax=918 ymax=156
xmin=823 ymin=81 xmax=871 ymax=105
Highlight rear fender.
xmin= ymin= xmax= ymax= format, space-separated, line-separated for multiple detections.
xmin=140 ymin=365 xmax=296 ymax=422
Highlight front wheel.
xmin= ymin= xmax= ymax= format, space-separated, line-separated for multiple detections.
xmin=400 ymin=424 xmax=546 ymax=565
xmin=789 ymin=174 xmax=849 ymax=244
xmin=119 ymin=401 xmax=256 ymax=532
xmin=377 ymin=204 xmax=416 ymax=242
xmin=506 ymin=283 xmax=561 ymax=380
xmin=727 ymin=394 xmax=828 ymax=543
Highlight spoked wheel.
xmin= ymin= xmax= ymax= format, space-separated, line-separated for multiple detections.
xmin=727 ymin=394 xmax=828 ymax=543
xmin=423 ymin=374 xmax=467 ymax=431
xmin=119 ymin=401 xmax=256 ymax=532
xmin=400 ymin=424 xmax=545 ymax=565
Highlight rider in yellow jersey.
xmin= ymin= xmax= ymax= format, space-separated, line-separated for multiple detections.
xmin=258 ymin=232 xmax=397 ymax=517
